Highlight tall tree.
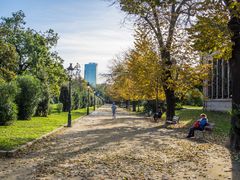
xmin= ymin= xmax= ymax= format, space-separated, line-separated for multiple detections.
xmin=115 ymin=0 xmax=199 ymax=120
xmin=107 ymin=27 xmax=207 ymax=111
xmin=107 ymin=55 xmax=131 ymax=101
xmin=126 ymin=28 xmax=164 ymax=103
xmin=0 ymin=40 xmax=18 ymax=81
xmin=0 ymin=11 xmax=67 ymax=96
xmin=225 ymin=0 xmax=240 ymax=151
xmin=189 ymin=0 xmax=240 ymax=151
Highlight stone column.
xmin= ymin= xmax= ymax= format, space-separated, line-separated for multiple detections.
xmin=228 ymin=61 xmax=230 ymax=98
xmin=216 ymin=60 xmax=219 ymax=99
xmin=211 ymin=61 xmax=214 ymax=99
xmin=222 ymin=59 xmax=224 ymax=99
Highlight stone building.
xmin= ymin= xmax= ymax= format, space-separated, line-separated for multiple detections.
xmin=203 ymin=59 xmax=232 ymax=111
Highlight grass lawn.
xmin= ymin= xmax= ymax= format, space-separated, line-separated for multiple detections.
xmin=0 ymin=106 xmax=94 ymax=151
xmin=176 ymin=106 xmax=231 ymax=136
xmin=137 ymin=105 xmax=231 ymax=137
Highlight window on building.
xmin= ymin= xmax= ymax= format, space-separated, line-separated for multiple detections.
xmin=212 ymin=61 xmax=217 ymax=99
xmin=218 ymin=60 xmax=222 ymax=98
xmin=223 ymin=60 xmax=228 ymax=98
xmin=208 ymin=64 xmax=212 ymax=98
xmin=229 ymin=63 xmax=232 ymax=98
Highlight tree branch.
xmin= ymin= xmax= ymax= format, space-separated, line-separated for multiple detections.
xmin=150 ymin=4 xmax=165 ymax=49
xmin=166 ymin=3 xmax=178 ymax=50
xmin=143 ymin=15 xmax=164 ymax=49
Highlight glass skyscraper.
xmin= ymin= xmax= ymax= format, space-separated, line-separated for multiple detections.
xmin=84 ymin=63 xmax=97 ymax=87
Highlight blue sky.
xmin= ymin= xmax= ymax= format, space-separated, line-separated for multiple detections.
xmin=0 ymin=0 xmax=134 ymax=82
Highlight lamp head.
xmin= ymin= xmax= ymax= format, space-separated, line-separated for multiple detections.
xmin=67 ymin=63 xmax=74 ymax=77
xmin=74 ymin=63 xmax=81 ymax=77
xmin=75 ymin=63 xmax=80 ymax=70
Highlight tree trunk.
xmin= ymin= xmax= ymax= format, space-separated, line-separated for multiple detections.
xmin=156 ymin=78 xmax=159 ymax=113
xmin=228 ymin=16 xmax=240 ymax=151
xmin=132 ymin=101 xmax=136 ymax=112
xmin=126 ymin=100 xmax=130 ymax=109
xmin=161 ymin=49 xmax=176 ymax=121
xmin=137 ymin=100 xmax=140 ymax=112
xmin=164 ymin=88 xmax=175 ymax=121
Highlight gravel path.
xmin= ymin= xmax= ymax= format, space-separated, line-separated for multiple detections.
xmin=0 ymin=105 xmax=239 ymax=180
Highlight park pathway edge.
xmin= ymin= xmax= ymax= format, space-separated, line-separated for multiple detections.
xmin=0 ymin=111 xmax=94 ymax=158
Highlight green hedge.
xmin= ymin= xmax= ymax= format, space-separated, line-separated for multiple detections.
xmin=16 ymin=75 xmax=41 ymax=120
xmin=0 ymin=81 xmax=18 ymax=125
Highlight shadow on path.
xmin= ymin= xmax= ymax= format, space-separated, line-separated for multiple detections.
xmin=0 ymin=104 xmax=239 ymax=179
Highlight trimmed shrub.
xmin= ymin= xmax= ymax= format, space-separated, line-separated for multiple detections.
xmin=16 ymin=75 xmax=41 ymax=120
xmin=35 ymin=86 xmax=50 ymax=117
xmin=184 ymin=88 xmax=203 ymax=106
xmin=80 ymin=93 xmax=87 ymax=108
xmin=48 ymin=104 xmax=53 ymax=115
xmin=143 ymin=100 xmax=166 ymax=115
xmin=175 ymin=103 xmax=183 ymax=110
xmin=59 ymin=85 xmax=69 ymax=112
xmin=73 ymin=91 xmax=80 ymax=110
xmin=0 ymin=82 xmax=18 ymax=125
xmin=143 ymin=100 xmax=157 ymax=114
xmin=57 ymin=103 xmax=63 ymax=113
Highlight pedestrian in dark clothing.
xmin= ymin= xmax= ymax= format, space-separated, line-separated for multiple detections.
xmin=111 ymin=102 xmax=117 ymax=119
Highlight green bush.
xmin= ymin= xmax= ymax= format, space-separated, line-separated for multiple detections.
xmin=48 ymin=104 xmax=53 ymax=115
xmin=175 ymin=103 xmax=183 ymax=110
xmin=59 ymin=85 xmax=69 ymax=112
xmin=35 ymin=86 xmax=50 ymax=117
xmin=0 ymin=82 xmax=18 ymax=125
xmin=184 ymin=88 xmax=203 ymax=106
xmin=80 ymin=94 xmax=87 ymax=108
xmin=73 ymin=91 xmax=80 ymax=110
xmin=57 ymin=103 xmax=63 ymax=113
xmin=143 ymin=100 xmax=166 ymax=114
xmin=16 ymin=75 xmax=41 ymax=120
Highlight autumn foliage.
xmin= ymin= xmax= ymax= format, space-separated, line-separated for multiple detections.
xmin=107 ymin=29 xmax=209 ymax=107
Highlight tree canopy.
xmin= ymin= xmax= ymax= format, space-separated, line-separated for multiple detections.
xmin=0 ymin=10 xmax=66 ymax=96
xmin=0 ymin=40 xmax=18 ymax=81
xmin=113 ymin=0 xmax=204 ymax=120
xmin=107 ymin=27 xmax=208 ymax=105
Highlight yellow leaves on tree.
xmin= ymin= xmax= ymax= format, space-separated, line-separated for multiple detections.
xmin=107 ymin=28 xmax=209 ymax=103
xmin=107 ymin=29 xmax=165 ymax=102
xmin=188 ymin=3 xmax=231 ymax=61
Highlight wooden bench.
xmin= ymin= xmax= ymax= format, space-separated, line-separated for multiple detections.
xmin=152 ymin=112 xmax=163 ymax=123
xmin=202 ymin=123 xmax=215 ymax=138
xmin=166 ymin=116 xmax=180 ymax=124
xmin=145 ymin=110 xmax=153 ymax=117
xmin=145 ymin=110 xmax=154 ymax=121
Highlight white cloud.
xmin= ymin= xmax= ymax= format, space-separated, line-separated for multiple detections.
xmin=1 ymin=0 xmax=135 ymax=83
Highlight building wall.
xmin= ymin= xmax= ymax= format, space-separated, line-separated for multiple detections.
xmin=84 ymin=63 xmax=97 ymax=87
xmin=203 ymin=59 xmax=232 ymax=112
xmin=204 ymin=99 xmax=232 ymax=112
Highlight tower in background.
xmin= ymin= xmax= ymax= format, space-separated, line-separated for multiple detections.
xmin=84 ymin=63 xmax=97 ymax=87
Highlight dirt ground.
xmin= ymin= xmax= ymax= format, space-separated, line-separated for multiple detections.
xmin=0 ymin=105 xmax=239 ymax=180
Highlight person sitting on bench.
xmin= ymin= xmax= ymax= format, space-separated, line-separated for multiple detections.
xmin=153 ymin=110 xmax=163 ymax=120
xmin=186 ymin=113 xmax=208 ymax=138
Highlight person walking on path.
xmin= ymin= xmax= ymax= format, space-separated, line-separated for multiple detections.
xmin=111 ymin=102 xmax=117 ymax=119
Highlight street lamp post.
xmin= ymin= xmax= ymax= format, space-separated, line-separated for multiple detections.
xmin=67 ymin=63 xmax=74 ymax=127
xmin=93 ymin=90 xmax=96 ymax=111
xmin=67 ymin=63 xmax=80 ymax=127
xmin=87 ymin=82 xmax=90 ymax=115
xmin=96 ymin=92 xmax=100 ymax=108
